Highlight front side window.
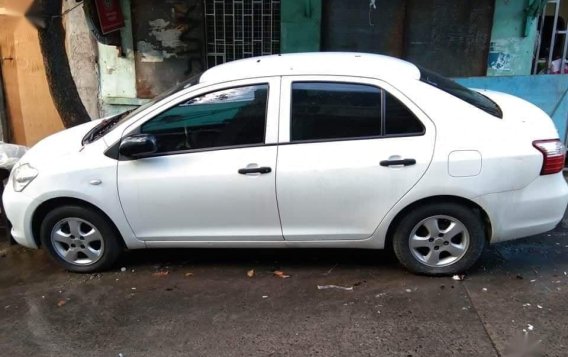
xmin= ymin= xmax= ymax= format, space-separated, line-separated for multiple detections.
xmin=291 ymin=82 xmax=382 ymax=142
xmin=141 ymin=84 xmax=268 ymax=153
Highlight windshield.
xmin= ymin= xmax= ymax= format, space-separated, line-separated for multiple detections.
xmin=418 ymin=67 xmax=503 ymax=118
xmin=82 ymin=73 xmax=202 ymax=145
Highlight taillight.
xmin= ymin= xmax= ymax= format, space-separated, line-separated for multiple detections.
xmin=533 ymin=139 xmax=566 ymax=175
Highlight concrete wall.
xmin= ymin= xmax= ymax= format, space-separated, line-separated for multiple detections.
xmin=487 ymin=0 xmax=539 ymax=76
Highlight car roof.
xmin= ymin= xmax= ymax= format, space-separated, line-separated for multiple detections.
xmin=199 ymin=52 xmax=421 ymax=84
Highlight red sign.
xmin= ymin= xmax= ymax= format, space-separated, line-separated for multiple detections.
xmin=95 ymin=0 xmax=125 ymax=34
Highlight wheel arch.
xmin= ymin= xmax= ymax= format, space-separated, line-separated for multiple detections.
xmin=385 ymin=195 xmax=493 ymax=249
xmin=31 ymin=197 xmax=126 ymax=249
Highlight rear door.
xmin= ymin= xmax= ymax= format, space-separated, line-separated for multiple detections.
xmin=276 ymin=76 xmax=435 ymax=241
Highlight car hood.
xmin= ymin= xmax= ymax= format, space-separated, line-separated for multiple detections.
xmin=19 ymin=119 xmax=104 ymax=167
xmin=476 ymin=89 xmax=559 ymax=138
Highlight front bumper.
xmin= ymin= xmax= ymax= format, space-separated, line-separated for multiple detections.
xmin=2 ymin=183 xmax=38 ymax=249
xmin=475 ymin=173 xmax=568 ymax=243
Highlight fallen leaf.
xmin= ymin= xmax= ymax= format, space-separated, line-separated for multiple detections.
xmin=153 ymin=271 xmax=169 ymax=277
xmin=247 ymin=269 xmax=255 ymax=278
xmin=184 ymin=272 xmax=193 ymax=277
xmin=57 ymin=299 xmax=68 ymax=307
xmin=273 ymin=270 xmax=291 ymax=279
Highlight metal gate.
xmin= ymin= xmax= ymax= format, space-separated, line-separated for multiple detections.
xmin=533 ymin=0 xmax=567 ymax=74
xmin=204 ymin=0 xmax=281 ymax=68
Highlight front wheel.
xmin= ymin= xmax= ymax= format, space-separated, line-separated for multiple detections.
xmin=40 ymin=205 xmax=122 ymax=273
xmin=392 ymin=203 xmax=486 ymax=276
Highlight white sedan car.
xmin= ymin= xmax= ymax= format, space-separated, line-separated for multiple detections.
xmin=4 ymin=53 xmax=568 ymax=275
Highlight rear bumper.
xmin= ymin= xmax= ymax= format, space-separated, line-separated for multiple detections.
xmin=474 ymin=173 xmax=568 ymax=243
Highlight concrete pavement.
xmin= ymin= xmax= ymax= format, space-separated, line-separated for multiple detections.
xmin=1 ymin=228 xmax=567 ymax=356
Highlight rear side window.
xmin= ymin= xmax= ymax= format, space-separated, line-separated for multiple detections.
xmin=290 ymin=81 xmax=424 ymax=142
xmin=141 ymin=84 xmax=268 ymax=153
xmin=291 ymin=82 xmax=381 ymax=141
xmin=419 ymin=67 xmax=503 ymax=118
xmin=384 ymin=92 xmax=424 ymax=135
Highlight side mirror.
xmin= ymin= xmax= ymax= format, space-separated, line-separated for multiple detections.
xmin=119 ymin=134 xmax=158 ymax=158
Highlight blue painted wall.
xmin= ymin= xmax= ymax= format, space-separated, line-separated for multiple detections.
xmin=456 ymin=75 xmax=568 ymax=142
xmin=487 ymin=0 xmax=539 ymax=76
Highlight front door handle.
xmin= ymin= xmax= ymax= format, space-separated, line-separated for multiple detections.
xmin=238 ymin=166 xmax=272 ymax=175
xmin=380 ymin=159 xmax=416 ymax=167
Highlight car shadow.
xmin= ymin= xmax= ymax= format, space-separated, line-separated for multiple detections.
xmin=119 ymin=246 xmax=400 ymax=271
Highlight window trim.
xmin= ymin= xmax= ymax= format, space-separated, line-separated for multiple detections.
xmin=285 ymin=78 xmax=426 ymax=145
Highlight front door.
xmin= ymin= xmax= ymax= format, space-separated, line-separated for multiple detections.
xmin=117 ymin=79 xmax=283 ymax=242
xmin=276 ymin=76 xmax=435 ymax=241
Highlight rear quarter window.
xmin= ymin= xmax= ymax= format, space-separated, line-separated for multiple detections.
xmin=384 ymin=92 xmax=424 ymax=136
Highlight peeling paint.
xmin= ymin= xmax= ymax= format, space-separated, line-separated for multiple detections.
xmin=132 ymin=0 xmax=205 ymax=97
xmin=137 ymin=40 xmax=164 ymax=62
xmin=148 ymin=19 xmax=183 ymax=49
xmin=488 ymin=51 xmax=512 ymax=71
xmin=138 ymin=18 xmax=186 ymax=62
xmin=487 ymin=38 xmax=529 ymax=73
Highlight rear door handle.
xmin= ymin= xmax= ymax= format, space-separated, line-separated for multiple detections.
xmin=380 ymin=159 xmax=416 ymax=167
xmin=238 ymin=166 xmax=272 ymax=175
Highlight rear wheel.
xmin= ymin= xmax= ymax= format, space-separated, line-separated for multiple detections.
xmin=392 ymin=203 xmax=486 ymax=276
xmin=40 ymin=205 xmax=122 ymax=273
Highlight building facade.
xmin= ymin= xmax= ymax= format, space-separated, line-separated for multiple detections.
xmin=0 ymin=0 xmax=567 ymax=145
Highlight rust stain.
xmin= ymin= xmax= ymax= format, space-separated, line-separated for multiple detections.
xmin=136 ymin=78 xmax=155 ymax=99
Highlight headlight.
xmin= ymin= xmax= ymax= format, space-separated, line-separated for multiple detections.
xmin=12 ymin=163 xmax=38 ymax=192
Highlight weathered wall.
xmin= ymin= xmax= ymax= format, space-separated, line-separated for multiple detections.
xmin=64 ymin=0 xmax=100 ymax=119
xmin=97 ymin=0 xmax=139 ymax=116
xmin=132 ymin=0 xmax=205 ymax=98
xmin=487 ymin=0 xmax=539 ymax=76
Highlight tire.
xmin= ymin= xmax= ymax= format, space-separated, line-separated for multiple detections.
xmin=40 ymin=205 xmax=122 ymax=273
xmin=392 ymin=202 xmax=486 ymax=276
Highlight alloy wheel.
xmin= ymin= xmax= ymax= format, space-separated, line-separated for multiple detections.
xmin=50 ymin=217 xmax=105 ymax=266
xmin=408 ymin=215 xmax=470 ymax=267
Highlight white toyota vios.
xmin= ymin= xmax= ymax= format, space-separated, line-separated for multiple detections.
xmin=4 ymin=53 xmax=568 ymax=275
